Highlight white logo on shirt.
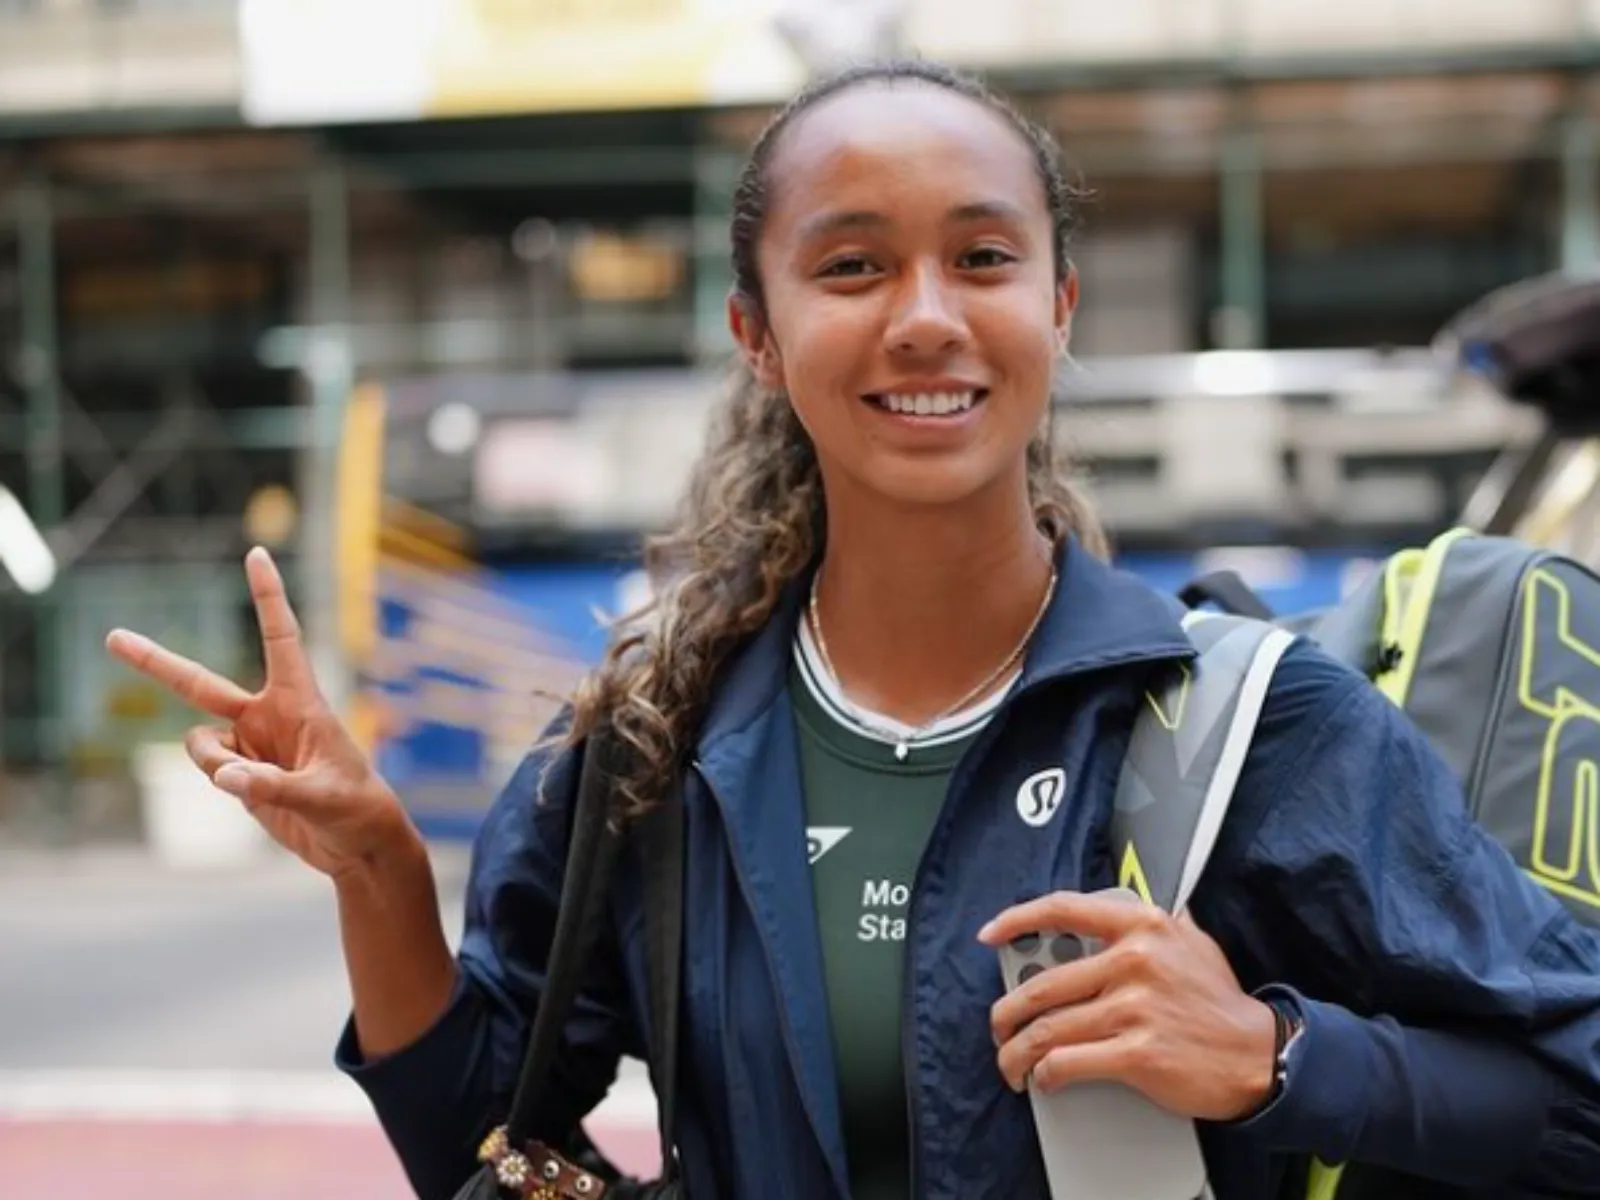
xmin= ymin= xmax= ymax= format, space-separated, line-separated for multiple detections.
xmin=1017 ymin=768 xmax=1066 ymax=828
xmin=859 ymin=878 xmax=908 ymax=941
xmin=806 ymin=826 xmax=852 ymax=864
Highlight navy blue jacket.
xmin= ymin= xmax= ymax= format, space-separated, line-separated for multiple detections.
xmin=340 ymin=543 xmax=1600 ymax=1199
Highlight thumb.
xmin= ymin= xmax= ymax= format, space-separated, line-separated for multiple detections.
xmin=212 ymin=761 xmax=289 ymax=806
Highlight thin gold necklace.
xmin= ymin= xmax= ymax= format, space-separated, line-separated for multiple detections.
xmin=806 ymin=564 xmax=1058 ymax=762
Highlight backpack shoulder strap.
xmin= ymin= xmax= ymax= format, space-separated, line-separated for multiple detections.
xmin=633 ymin=787 xmax=685 ymax=1183
xmin=1112 ymin=613 xmax=1296 ymax=914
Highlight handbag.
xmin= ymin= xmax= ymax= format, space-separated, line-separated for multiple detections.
xmin=452 ymin=727 xmax=686 ymax=1199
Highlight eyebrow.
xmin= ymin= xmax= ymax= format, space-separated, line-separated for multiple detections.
xmin=797 ymin=200 xmax=1028 ymax=242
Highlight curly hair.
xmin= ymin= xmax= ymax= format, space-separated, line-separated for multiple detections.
xmin=560 ymin=59 xmax=1108 ymax=818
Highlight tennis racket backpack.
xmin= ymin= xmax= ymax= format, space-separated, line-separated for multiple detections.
xmin=1127 ymin=526 xmax=1600 ymax=1200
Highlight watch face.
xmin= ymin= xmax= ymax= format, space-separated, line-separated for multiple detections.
xmin=1279 ymin=1014 xmax=1307 ymax=1068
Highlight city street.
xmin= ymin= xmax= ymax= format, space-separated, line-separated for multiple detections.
xmin=0 ymin=840 xmax=657 ymax=1197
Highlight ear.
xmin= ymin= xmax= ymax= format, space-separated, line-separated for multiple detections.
xmin=1054 ymin=262 xmax=1079 ymax=353
xmin=728 ymin=293 xmax=784 ymax=390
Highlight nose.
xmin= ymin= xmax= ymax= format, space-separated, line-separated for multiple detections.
xmin=883 ymin=262 xmax=968 ymax=357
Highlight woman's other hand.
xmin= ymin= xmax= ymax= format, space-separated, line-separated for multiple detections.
xmin=106 ymin=546 xmax=414 ymax=882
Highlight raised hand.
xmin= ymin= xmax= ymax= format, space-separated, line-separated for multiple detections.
xmin=106 ymin=547 xmax=412 ymax=881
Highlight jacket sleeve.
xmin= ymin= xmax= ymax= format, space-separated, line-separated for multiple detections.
xmin=334 ymin=743 xmax=641 ymax=1200
xmin=1205 ymin=648 xmax=1600 ymax=1195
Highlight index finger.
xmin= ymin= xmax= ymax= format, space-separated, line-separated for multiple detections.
xmin=989 ymin=950 xmax=1118 ymax=1050
xmin=106 ymin=629 xmax=252 ymax=720
xmin=246 ymin=547 xmax=311 ymax=685
xmin=978 ymin=887 xmax=1159 ymax=948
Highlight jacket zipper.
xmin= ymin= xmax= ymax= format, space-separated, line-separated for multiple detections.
xmin=691 ymin=759 xmax=848 ymax=1200
xmin=901 ymin=948 xmax=921 ymax=1199
xmin=900 ymin=707 xmax=1006 ymax=1199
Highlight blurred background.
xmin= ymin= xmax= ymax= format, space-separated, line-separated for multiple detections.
xmin=2 ymin=0 xmax=1600 ymax=1195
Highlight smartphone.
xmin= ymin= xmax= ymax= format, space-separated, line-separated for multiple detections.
xmin=995 ymin=888 xmax=1209 ymax=1200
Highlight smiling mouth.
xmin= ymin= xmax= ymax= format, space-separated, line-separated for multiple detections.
xmin=863 ymin=389 xmax=988 ymax=417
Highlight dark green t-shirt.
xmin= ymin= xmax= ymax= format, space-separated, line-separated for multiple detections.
xmin=790 ymin=654 xmax=987 ymax=1200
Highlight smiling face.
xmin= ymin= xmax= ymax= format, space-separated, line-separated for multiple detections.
xmin=730 ymin=80 xmax=1076 ymax=512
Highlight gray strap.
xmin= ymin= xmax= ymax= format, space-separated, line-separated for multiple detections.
xmin=1111 ymin=613 xmax=1295 ymax=914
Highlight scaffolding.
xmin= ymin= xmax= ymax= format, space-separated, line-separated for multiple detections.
xmin=2 ymin=20 xmax=1600 ymax=836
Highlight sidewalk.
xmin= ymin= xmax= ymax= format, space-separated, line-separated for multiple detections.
xmin=0 ymin=1072 xmax=658 ymax=1200
xmin=2 ymin=1118 xmax=660 ymax=1198
xmin=1 ymin=1119 xmax=412 ymax=1200
xmin=0 ymin=841 xmax=659 ymax=1198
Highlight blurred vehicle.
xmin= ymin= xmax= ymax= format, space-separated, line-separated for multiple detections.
xmin=1447 ymin=273 xmax=1600 ymax=563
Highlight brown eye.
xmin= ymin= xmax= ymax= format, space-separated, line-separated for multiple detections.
xmin=960 ymin=246 xmax=1017 ymax=270
xmin=818 ymin=255 xmax=879 ymax=279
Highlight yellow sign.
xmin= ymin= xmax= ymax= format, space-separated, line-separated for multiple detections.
xmin=241 ymin=0 xmax=807 ymax=125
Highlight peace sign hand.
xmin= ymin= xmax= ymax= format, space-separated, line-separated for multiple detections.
xmin=106 ymin=547 xmax=412 ymax=881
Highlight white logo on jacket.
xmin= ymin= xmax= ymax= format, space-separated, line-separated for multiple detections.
xmin=1017 ymin=768 xmax=1066 ymax=827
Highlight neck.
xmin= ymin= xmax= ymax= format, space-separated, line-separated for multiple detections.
xmin=811 ymin=476 xmax=1057 ymax=725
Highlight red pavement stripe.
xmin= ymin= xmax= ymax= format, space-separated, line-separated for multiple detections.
xmin=0 ymin=1120 xmax=411 ymax=1200
xmin=0 ymin=1118 xmax=660 ymax=1199
xmin=0 ymin=1071 xmax=662 ymax=1198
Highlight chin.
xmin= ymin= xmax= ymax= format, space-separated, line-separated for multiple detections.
xmin=850 ymin=453 xmax=1010 ymax=510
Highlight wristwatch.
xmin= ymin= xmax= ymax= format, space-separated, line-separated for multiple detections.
xmin=1265 ymin=995 xmax=1307 ymax=1103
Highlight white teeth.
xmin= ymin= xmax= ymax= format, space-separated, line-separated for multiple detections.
xmin=877 ymin=391 xmax=977 ymax=415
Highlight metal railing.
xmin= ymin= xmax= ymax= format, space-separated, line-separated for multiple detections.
xmin=0 ymin=1 xmax=231 ymax=15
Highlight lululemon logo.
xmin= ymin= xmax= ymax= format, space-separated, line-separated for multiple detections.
xmin=1017 ymin=768 xmax=1066 ymax=828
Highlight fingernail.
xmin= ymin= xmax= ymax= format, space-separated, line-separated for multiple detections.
xmin=213 ymin=765 xmax=251 ymax=799
xmin=977 ymin=920 xmax=995 ymax=943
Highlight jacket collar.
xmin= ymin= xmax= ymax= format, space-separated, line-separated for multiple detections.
xmin=1020 ymin=536 xmax=1196 ymax=685
xmin=695 ymin=536 xmax=1195 ymax=756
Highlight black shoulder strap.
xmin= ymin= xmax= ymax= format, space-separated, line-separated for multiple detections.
xmin=503 ymin=731 xmax=624 ymax=1145
xmin=636 ymin=787 xmax=685 ymax=1182
xmin=498 ymin=728 xmax=685 ymax=1184
xmin=1178 ymin=571 xmax=1277 ymax=621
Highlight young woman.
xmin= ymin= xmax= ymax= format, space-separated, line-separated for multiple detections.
xmin=108 ymin=60 xmax=1600 ymax=1200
